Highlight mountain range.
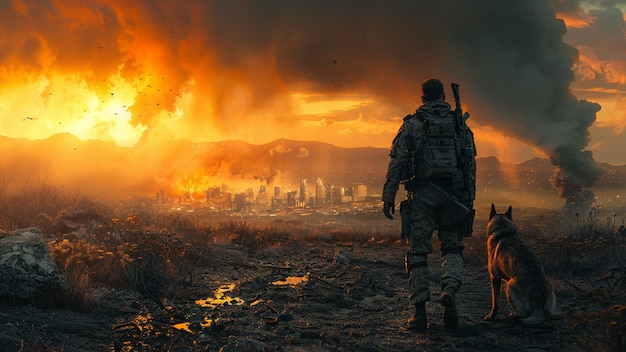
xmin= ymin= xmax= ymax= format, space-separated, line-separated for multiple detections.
xmin=0 ymin=134 xmax=624 ymax=199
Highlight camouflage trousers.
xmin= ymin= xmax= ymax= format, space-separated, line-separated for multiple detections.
xmin=404 ymin=198 xmax=464 ymax=304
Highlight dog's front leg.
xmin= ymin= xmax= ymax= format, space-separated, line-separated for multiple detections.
xmin=484 ymin=275 xmax=501 ymax=321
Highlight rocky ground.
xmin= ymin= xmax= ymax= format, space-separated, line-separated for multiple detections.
xmin=1 ymin=229 xmax=623 ymax=352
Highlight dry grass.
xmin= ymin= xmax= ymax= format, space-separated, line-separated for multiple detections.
xmin=568 ymin=303 xmax=626 ymax=352
xmin=59 ymin=253 xmax=94 ymax=312
xmin=1 ymin=185 xmax=625 ymax=350
xmin=0 ymin=182 xmax=70 ymax=232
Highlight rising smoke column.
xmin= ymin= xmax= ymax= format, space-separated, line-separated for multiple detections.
xmin=551 ymin=146 xmax=601 ymax=212
xmin=436 ymin=0 xmax=603 ymax=214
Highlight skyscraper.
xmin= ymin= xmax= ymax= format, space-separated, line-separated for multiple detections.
xmin=299 ymin=179 xmax=308 ymax=205
xmin=315 ymin=177 xmax=325 ymax=204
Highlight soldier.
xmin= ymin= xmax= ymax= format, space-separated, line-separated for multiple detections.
xmin=382 ymin=78 xmax=476 ymax=330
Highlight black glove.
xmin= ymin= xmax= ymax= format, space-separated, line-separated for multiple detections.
xmin=383 ymin=201 xmax=395 ymax=220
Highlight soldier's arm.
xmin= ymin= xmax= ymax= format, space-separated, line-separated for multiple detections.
xmin=382 ymin=126 xmax=410 ymax=203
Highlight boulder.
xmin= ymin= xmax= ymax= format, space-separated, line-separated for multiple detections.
xmin=0 ymin=227 xmax=63 ymax=299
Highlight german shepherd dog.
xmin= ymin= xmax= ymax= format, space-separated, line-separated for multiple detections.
xmin=484 ymin=204 xmax=555 ymax=325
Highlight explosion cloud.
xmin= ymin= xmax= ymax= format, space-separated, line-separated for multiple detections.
xmin=0 ymin=0 xmax=605 ymax=211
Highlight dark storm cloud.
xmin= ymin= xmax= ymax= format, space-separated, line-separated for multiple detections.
xmin=567 ymin=6 xmax=626 ymax=59
xmin=550 ymin=0 xmax=626 ymax=10
xmin=584 ymin=0 xmax=626 ymax=7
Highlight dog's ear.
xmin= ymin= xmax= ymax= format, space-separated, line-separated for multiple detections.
xmin=490 ymin=203 xmax=496 ymax=220
xmin=505 ymin=206 xmax=512 ymax=220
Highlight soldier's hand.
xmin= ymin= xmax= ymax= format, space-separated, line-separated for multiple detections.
xmin=383 ymin=201 xmax=395 ymax=220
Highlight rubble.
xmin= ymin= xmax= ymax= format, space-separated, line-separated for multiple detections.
xmin=51 ymin=196 xmax=103 ymax=235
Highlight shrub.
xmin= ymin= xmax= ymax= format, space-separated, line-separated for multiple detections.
xmin=59 ymin=253 xmax=94 ymax=312
xmin=568 ymin=303 xmax=626 ymax=352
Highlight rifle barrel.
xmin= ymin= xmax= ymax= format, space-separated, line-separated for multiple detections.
xmin=451 ymin=83 xmax=462 ymax=115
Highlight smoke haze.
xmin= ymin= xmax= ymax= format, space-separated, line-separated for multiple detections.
xmin=0 ymin=0 xmax=606 ymax=211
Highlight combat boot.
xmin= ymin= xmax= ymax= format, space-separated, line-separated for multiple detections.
xmin=441 ymin=291 xmax=458 ymax=329
xmin=407 ymin=302 xmax=427 ymax=330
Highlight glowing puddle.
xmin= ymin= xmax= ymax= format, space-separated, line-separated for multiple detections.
xmin=195 ymin=283 xmax=245 ymax=308
xmin=272 ymin=275 xmax=309 ymax=287
xmin=172 ymin=318 xmax=213 ymax=333
xmin=172 ymin=322 xmax=193 ymax=333
xmin=172 ymin=278 xmax=307 ymax=333
xmin=172 ymin=284 xmax=244 ymax=333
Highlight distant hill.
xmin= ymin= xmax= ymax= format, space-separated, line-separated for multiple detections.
xmin=477 ymin=156 xmax=626 ymax=191
xmin=0 ymin=134 xmax=624 ymax=199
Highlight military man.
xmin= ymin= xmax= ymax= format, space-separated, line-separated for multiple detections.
xmin=382 ymin=78 xmax=476 ymax=330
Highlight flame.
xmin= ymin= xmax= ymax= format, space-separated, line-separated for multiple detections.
xmin=0 ymin=70 xmax=148 ymax=146
xmin=175 ymin=171 xmax=212 ymax=199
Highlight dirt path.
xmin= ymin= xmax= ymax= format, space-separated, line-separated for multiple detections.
xmin=1 ymin=237 xmax=591 ymax=351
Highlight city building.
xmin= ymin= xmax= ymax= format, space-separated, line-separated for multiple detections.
xmin=315 ymin=178 xmax=325 ymax=205
xmin=299 ymin=179 xmax=308 ymax=205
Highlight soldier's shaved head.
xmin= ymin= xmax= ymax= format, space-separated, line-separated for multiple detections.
xmin=422 ymin=79 xmax=445 ymax=102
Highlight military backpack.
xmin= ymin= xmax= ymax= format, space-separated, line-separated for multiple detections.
xmin=416 ymin=110 xmax=459 ymax=180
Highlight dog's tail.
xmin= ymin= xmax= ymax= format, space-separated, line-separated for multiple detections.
xmin=519 ymin=308 xmax=545 ymax=325
xmin=545 ymin=281 xmax=557 ymax=319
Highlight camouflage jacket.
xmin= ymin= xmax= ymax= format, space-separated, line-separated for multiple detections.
xmin=382 ymin=100 xmax=477 ymax=204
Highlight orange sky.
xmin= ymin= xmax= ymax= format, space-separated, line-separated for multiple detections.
xmin=0 ymin=0 xmax=624 ymax=168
